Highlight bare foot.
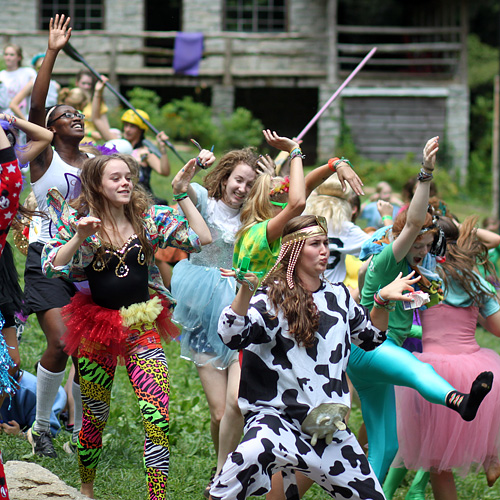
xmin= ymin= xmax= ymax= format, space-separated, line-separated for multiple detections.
xmin=486 ymin=462 xmax=500 ymax=487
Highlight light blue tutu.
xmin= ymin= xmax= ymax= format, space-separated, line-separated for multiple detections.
xmin=171 ymin=259 xmax=238 ymax=369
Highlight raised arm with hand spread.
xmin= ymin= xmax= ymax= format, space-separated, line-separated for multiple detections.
xmin=172 ymin=158 xmax=212 ymax=245
xmin=392 ymin=136 xmax=438 ymax=263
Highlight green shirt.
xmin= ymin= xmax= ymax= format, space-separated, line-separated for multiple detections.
xmin=233 ymin=220 xmax=281 ymax=280
xmin=361 ymin=242 xmax=411 ymax=346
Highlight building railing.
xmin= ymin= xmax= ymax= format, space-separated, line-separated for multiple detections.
xmin=1 ymin=24 xmax=466 ymax=86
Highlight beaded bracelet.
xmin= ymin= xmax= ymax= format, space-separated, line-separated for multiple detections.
xmin=417 ymin=167 xmax=433 ymax=182
xmin=328 ymin=157 xmax=340 ymax=172
xmin=289 ymin=147 xmax=305 ymax=161
xmin=173 ymin=192 xmax=189 ymax=201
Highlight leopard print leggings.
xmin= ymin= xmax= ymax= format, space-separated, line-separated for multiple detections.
xmin=77 ymin=346 xmax=170 ymax=500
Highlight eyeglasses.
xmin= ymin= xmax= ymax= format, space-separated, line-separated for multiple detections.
xmin=270 ymin=200 xmax=288 ymax=210
xmin=48 ymin=111 xmax=85 ymax=125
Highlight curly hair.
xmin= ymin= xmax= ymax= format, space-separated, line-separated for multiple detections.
xmin=203 ymin=147 xmax=258 ymax=200
xmin=264 ymin=215 xmax=322 ymax=347
xmin=437 ymin=215 xmax=496 ymax=304
xmin=70 ymin=154 xmax=155 ymax=262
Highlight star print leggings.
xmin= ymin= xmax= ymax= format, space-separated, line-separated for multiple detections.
xmin=77 ymin=345 xmax=170 ymax=500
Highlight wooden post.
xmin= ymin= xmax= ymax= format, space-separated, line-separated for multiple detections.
xmin=493 ymin=76 xmax=500 ymax=216
xmin=223 ymin=37 xmax=233 ymax=86
xmin=327 ymin=0 xmax=338 ymax=84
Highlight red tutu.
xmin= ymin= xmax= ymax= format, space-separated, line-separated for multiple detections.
xmin=61 ymin=292 xmax=180 ymax=364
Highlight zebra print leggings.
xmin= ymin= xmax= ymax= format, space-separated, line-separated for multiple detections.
xmin=77 ymin=347 xmax=170 ymax=500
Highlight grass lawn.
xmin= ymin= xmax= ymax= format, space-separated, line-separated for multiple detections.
xmin=2 ymin=152 xmax=500 ymax=499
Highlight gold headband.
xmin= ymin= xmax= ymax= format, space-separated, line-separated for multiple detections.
xmin=281 ymin=216 xmax=328 ymax=245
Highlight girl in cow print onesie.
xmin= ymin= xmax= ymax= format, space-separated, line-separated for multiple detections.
xmin=211 ymin=215 xmax=421 ymax=500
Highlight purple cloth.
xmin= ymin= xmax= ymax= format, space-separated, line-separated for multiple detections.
xmin=173 ymin=32 xmax=204 ymax=76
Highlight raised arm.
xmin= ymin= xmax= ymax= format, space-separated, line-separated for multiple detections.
xmin=263 ymin=130 xmax=306 ymax=243
xmin=91 ymin=76 xmax=119 ymax=142
xmin=392 ymin=137 xmax=438 ymax=263
xmin=305 ymin=157 xmax=364 ymax=197
xmin=30 ymin=14 xmax=71 ymax=127
xmin=0 ymin=113 xmax=53 ymax=164
xmin=172 ymin=158 xmax=212 ymax=245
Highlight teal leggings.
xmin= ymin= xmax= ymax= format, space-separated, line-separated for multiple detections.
xmin=347 ymin=337 xmax=454 ymax=481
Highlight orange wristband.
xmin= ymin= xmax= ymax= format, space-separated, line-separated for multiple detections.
xmin=328 ymin=157 xmax=340 ymax=172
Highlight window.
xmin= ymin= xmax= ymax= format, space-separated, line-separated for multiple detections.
xmin=39 ymin=0 xmax=104 ymax=30
xmin=224 ymin=0 xmax=287 ymax=32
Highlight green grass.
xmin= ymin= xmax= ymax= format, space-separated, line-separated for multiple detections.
xmin=3 ymin=153 xmax=500 ymax=499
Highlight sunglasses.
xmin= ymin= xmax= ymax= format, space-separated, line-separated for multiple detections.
xmin=49 ymin=111 xmax=85 ymax=125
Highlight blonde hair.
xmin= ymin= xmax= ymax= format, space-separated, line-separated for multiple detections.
xmin=304 ymin=174 xmax=352 ymax=233
xmin=237 ymin=174 xmax=288 ymax=239
xmin=58 ymin=87 xmax=89 ymax=110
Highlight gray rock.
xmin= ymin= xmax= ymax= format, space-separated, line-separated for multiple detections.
xmin=4 ymin=461 xmax=87 ymax=499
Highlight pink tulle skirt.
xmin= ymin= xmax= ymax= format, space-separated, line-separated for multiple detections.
xmin=61 ymin=292 xmax=180 ymax=364
xmin=396 ymin=305 xmax=500 ymax=475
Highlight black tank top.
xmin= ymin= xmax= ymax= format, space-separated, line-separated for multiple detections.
xmin=85 ymin=235 xmax=149 ymax=310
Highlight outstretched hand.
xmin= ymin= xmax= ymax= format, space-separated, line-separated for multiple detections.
xmin=48 ymin=14 xmax=72 ymax=52
xmin=263 ymin=130 xmax=299 ymax=154
xmin=422 ymin=136 xmax=439 ymax=172
xmin=76 ymin=216 xmax=101 ymax=240
xmin=378 ymin=271 xmax=421 ymax=303
xmin=220 ymin=267 xmax=259 ymax=291
xmin=336 ymin=162 xmax=364 ymax=196
xmin=256 ymin=154 xmax=276 ymax=176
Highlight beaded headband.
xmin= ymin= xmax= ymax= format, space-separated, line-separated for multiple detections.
xmin=262 ymin=216 xmax=328 ymax=289
xmin=281 ymin=216 xmax=328 ymax=245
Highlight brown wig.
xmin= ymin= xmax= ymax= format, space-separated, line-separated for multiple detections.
xmin=437 ymin=216 xmax=496 ymax=304
xmin=71 ymin=154 xmax=155 ymax=262
xmin=203 ymin=147 xmax=258 ymax=200
xmin=264 ymin=215 xmax=323 ymax=348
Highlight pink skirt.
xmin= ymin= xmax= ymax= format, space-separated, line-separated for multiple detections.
xmin=396 ymin=306 xmax=500 ymax=475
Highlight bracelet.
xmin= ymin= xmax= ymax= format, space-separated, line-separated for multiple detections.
xmin=2 ymin=114 xmax=16 ymax=126
xmin=381 ymin=215 xmax=393 ymax=222
xmin=417 ymin=167 xmax=433 ymax=182
xmin=328 ymin=157 xmax=340 ymax=172
xmin=334 ymin=157 xmax=353 ymax=170
xmin=289 ymin=147 xmax=305 ymax=160
xmin=173 ymin=192 xmax=189 ymax=201
xmin=87 ymin=131 xmax=92 ymax=137
xmin=373 ymin=292 xmax=396 ymax=312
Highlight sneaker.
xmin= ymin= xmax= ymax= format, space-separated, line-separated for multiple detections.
xmin=27 ymin=426 xmax=57 ymax=458
xmin=63 ymin=437 xmax=77 ymax=455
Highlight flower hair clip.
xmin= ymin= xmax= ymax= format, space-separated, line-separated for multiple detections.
xmin=269 ymin=176 xmax=290 ymax=196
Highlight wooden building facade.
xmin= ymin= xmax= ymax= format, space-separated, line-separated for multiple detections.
xmin=2 ymin=0 xmax=469 ymax=176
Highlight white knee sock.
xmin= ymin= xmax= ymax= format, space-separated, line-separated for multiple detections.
xmin=34 ymin=364 xmax=66 ymax=433
xmin=72 ymin=381 xmax=82 ymax=443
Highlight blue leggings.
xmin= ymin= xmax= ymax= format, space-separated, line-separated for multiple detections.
xmin=347 ymin=338 xmax=454 ymax=481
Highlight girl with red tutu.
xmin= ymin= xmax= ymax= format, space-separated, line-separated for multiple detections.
xmin=396 ymin=215 xmax=500 ymax=499
xmin=41 ymin=152 xmax=212 ymax=500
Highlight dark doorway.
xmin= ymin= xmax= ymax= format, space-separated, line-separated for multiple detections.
xmin=235 ymin=87 xmax=318 ymax=164
xmin=144 ymin=0 xmax=182 ymax=67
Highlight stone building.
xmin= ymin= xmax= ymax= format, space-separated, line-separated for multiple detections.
xmin=3 ymin=0 xmax=469 ymax=176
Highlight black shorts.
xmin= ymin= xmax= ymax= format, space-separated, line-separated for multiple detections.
xmin=24 ymin=242 xmax=76 ymax=314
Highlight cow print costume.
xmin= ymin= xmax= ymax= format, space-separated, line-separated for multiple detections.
xmin=211 ymin=281 xmax=387 ymax=500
